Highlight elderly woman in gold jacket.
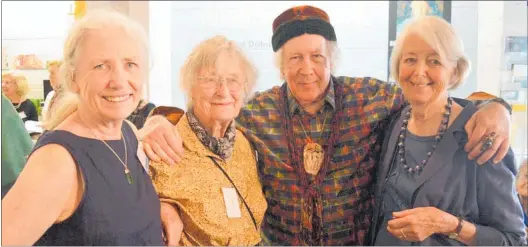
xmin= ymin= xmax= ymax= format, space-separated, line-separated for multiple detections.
xmin=149 ymin=35 xmax=267 ymax=246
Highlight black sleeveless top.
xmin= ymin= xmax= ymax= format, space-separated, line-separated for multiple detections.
xmin=32 ymin=123 xmax=163 ymax=246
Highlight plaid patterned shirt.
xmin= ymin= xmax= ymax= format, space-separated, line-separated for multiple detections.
xmin=236 ymin=76 xmax=403 ymax=245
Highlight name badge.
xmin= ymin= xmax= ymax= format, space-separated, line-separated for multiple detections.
xmin=18 ymin=111 xmax=27 ymax=119
xmin=137 ymin=142 xmax=148 ymax=171
xmin=222 ymin=187 xmax=241 ymax=218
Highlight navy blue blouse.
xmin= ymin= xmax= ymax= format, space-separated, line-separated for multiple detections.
xmin=32 ymin=123 xmax=163 ymax=246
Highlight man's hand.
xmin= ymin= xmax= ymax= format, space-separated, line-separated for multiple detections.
xmin=464 ymin=102 xmax=511 ymax=165
xmin=160 ymin=202 xmax=184 ymax=246
xmin=139 ymin=115 xmax=184 ymax=165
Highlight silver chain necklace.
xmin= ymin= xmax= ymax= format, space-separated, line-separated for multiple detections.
xmin=89 ymin=129 xmax=134 ymax=184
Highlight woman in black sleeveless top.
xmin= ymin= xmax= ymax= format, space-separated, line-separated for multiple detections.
xmin=1 ymin=10 xmax=164 ymax=246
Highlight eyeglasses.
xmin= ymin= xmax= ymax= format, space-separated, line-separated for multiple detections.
xmin=197 ymin=76 xmax=246 ymax=92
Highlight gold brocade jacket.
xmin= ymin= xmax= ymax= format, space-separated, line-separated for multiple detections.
xmin=149 ymin=115 xmax=267 ymax=246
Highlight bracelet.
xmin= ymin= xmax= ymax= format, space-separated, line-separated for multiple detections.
xmin=489 ymin=97 xmax=513 ymax=115
xmin=468 ymin=92 xmax=513 ymax=115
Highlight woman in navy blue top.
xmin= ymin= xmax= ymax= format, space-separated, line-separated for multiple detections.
xmin=1 ymin=10 xmax=163 ymax=246
xmin=370 ymin=16 xmax=526 ymax=246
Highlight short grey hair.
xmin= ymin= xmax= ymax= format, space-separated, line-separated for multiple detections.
xmin=390 ymin=16 xmax=470 ymax=90
xmin=180 ymin=35 xmax=258 ymax=108
xmin=274 ymin=40 xmax=339 ymax=80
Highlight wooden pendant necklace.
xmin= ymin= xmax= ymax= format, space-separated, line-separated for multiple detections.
xmin=278 ymin=79 xmax=344 ymax=245
xmin=297 ymin=112 xmax=330 ymax=175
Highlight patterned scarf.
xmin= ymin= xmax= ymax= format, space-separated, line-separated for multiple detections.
xmin=187 ymin=108 xmax=236 ymax=160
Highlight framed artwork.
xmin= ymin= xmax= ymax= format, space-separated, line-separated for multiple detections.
xmin=395 ymin=1 xmax=450 ymax=38
xmin=501 ymin=89 xmax=520 ymax=101
xmin=387 ymin=1 xmax=452 ymax=83
xmin=503 ymin=36 xmax=527 ymax=69
xmin=505 ymin=36 xmax=527 ymax=53
xmin=503 ymin=37 xmax=527 ymax=92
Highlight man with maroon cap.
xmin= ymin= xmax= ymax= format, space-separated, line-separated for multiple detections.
xmin=141 ymin=5 xmax=512 ymax=246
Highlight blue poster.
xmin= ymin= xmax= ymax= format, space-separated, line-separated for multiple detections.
xmin=505 ymin=36 xmax=528 ymax=53
xmin=396 ymin=1 xmax=446 ymax=37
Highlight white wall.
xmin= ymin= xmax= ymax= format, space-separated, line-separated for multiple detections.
xmin=149 ymin=2 xmax=173 ymax=107
xmin=476 ymin=1 xmax=505 ymax=96
xmin=503 ymin=1 xmax=528 ymax=37
xmin=450 ymin=1 xmax=479 ymax=98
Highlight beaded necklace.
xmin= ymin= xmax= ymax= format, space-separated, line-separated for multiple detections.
xmin=398 ymin=97 xmax=453 ymax=173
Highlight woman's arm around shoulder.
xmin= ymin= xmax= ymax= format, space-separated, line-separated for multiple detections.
xmin=1 ymin=143 xmax=83 ymax=246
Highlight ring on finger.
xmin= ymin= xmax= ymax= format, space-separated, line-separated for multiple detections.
xmin=480 ymin=132 xmax=497 ymax=152
xmin=400 ymin=228 xmax=407 ymax=239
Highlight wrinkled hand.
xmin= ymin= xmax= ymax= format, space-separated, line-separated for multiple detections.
xmin=387 ymin=207 xmax=457 ymax=242
xmin=140 ymin=115 xmax=184 ymax=165
xmin=464 ymin=102 xmax=511 ymax=165
xmin=160 ymin=202 xmax=184 ymax=246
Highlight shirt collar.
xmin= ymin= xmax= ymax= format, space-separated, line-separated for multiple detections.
xmin=287 ymin=77 xmax=336 ymax=116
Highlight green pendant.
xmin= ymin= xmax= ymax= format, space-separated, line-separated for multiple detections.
xmin=125 ymin=169 xmax=134 ymax=184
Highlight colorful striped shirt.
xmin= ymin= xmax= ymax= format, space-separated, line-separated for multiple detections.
xmin=236 ymin=76 xmax=404 ymax=245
